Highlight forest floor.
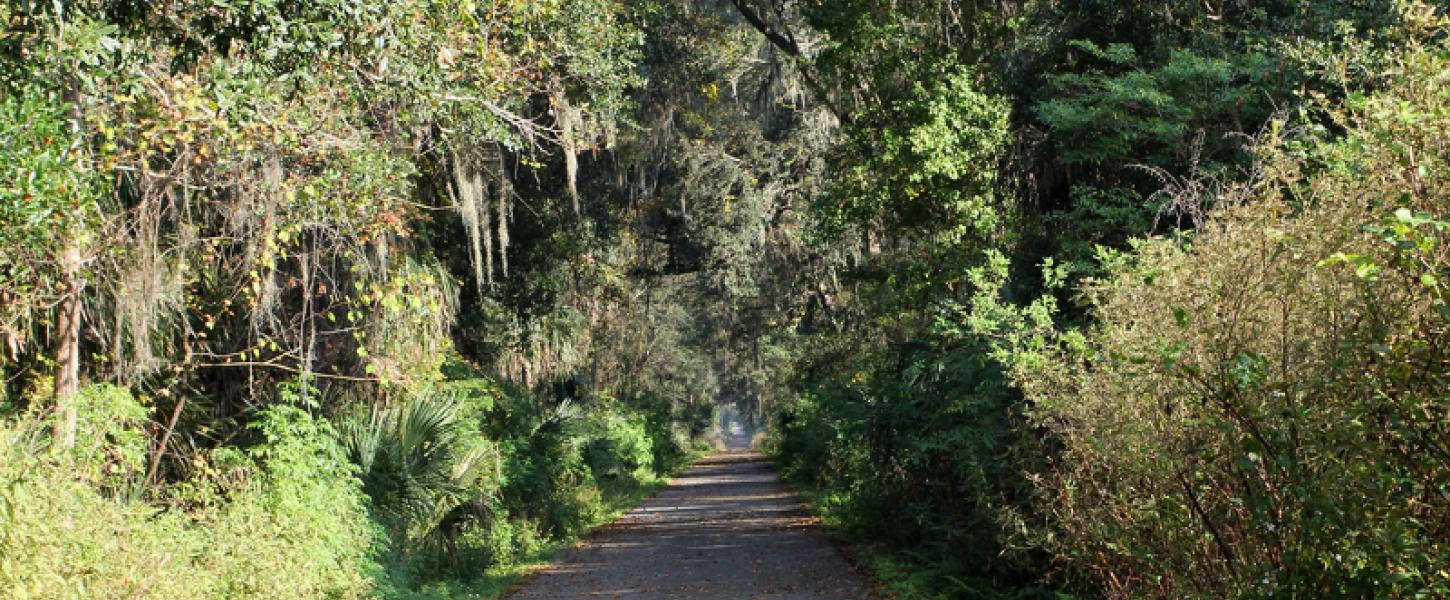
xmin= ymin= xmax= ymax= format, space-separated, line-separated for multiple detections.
xmin=504 ymin=431 xmax=875 ymax=599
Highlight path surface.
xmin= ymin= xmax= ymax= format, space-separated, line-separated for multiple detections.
xmin=506 ymin=430 xmax=874 ymax=599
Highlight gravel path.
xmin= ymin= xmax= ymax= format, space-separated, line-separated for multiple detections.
xmin=505 ymin=434 xmax=875 ymax=599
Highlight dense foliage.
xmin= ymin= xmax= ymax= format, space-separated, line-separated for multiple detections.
xmin=2 ymin=0 xmax=1448 ymax=598
xmin=0 ymin=0 xmax=716 ymax=596
xmin=1012 ymin=39 xmax=1450 ymax=595
xmin=756 ymin=0 xmax=1450 ymax=598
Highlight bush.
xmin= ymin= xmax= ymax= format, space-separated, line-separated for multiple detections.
xmin=342 ymin=392 xmax=500 ymax=549
xmin=0 ymin=387 xmax=206 ymax=598
xmin=355 ymin=368 xmax=697 ymax=590
xmin=1021 ymin=35 xmax=1450 ymax=598
xmin=205 ymin=404 xmax=379 ymax=598
xmin=774 ymin=352 xmax=1053 ymax=596
xmin=0 ymin=370 xmax=702 ymax=597
xmin=631 ymin=390 xmax=700 ymax=474
xmin=0 ymin=388 xmax=378 ymax=598
xmin=581 ymin=410 xmax=655 ymax=482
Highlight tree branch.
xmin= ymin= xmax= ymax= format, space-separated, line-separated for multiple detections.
xmin=730 ymin=0 xmax=801 ymax=56
xmin=728 ymin=0 xmax=851 ymax=126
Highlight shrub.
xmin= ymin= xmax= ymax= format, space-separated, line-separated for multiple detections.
xmin=771 ymin=342 xmax=1051 ymax=598
xmin=1022 ymin=34 xmax=1450 ymax=598
xmin=630 ymin=390 xmax=699 ymax=474
xmin=0 ymin=386 xmax=206 ymax=598
xmin=581 ymin=410 xmax=655 ymax=482
xmin=342 ymin=393 xmax=500 ymax=549
xmin=500 ymin=411 xmax=601 ymax=539
xmin=204 ymin=404 xmax=379 ymax=598
xmin=0 ymin=388 xmax=378 ymax=598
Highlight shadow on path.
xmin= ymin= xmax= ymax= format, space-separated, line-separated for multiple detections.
xmin=505 ymin=439 xmax=874 ymax=599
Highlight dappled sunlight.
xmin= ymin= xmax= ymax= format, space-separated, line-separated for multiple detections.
xmin=507 ymin=453 xmax=872 ymax=599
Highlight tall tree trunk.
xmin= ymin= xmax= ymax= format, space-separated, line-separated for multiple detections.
xmin=52 ymin=244 xmax=82 ymax=448
xmin=53 ymin=72 xmax=87 ymax=449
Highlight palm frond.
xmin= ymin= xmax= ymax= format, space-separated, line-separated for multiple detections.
xmin=341 ymin=391 xmax=497 ymax=548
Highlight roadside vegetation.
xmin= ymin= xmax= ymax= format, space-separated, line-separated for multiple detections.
xmin=1 ymin=1 xmax=716 ymax=596
xmin=760 ymin=1 xmax=1449 ymax=598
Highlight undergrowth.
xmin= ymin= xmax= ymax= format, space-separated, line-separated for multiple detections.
xmin=0 ymin=367 xmax=711 ymax=599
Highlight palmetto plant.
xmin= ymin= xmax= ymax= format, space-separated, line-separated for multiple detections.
xmin=342 ymin=393 xmax=498 ymax=551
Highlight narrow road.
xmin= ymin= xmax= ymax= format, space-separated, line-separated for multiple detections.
xmin=506 ymin=432 xmax=874 ymax=599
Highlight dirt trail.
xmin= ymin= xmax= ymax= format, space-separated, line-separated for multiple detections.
xmin=506 ymin=431 xmax=875 ymax=599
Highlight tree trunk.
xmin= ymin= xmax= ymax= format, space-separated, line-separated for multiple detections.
xmin=52 ymin=243 xmax=83 ymax=448
xmin=52 ymin=69 xmax=88 ymax=449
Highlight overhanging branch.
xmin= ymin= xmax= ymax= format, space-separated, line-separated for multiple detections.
xmin=728 ymin=0 xmax=851 ymax=126
xmin=730 ymin=0 xmax=802 ymax=56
